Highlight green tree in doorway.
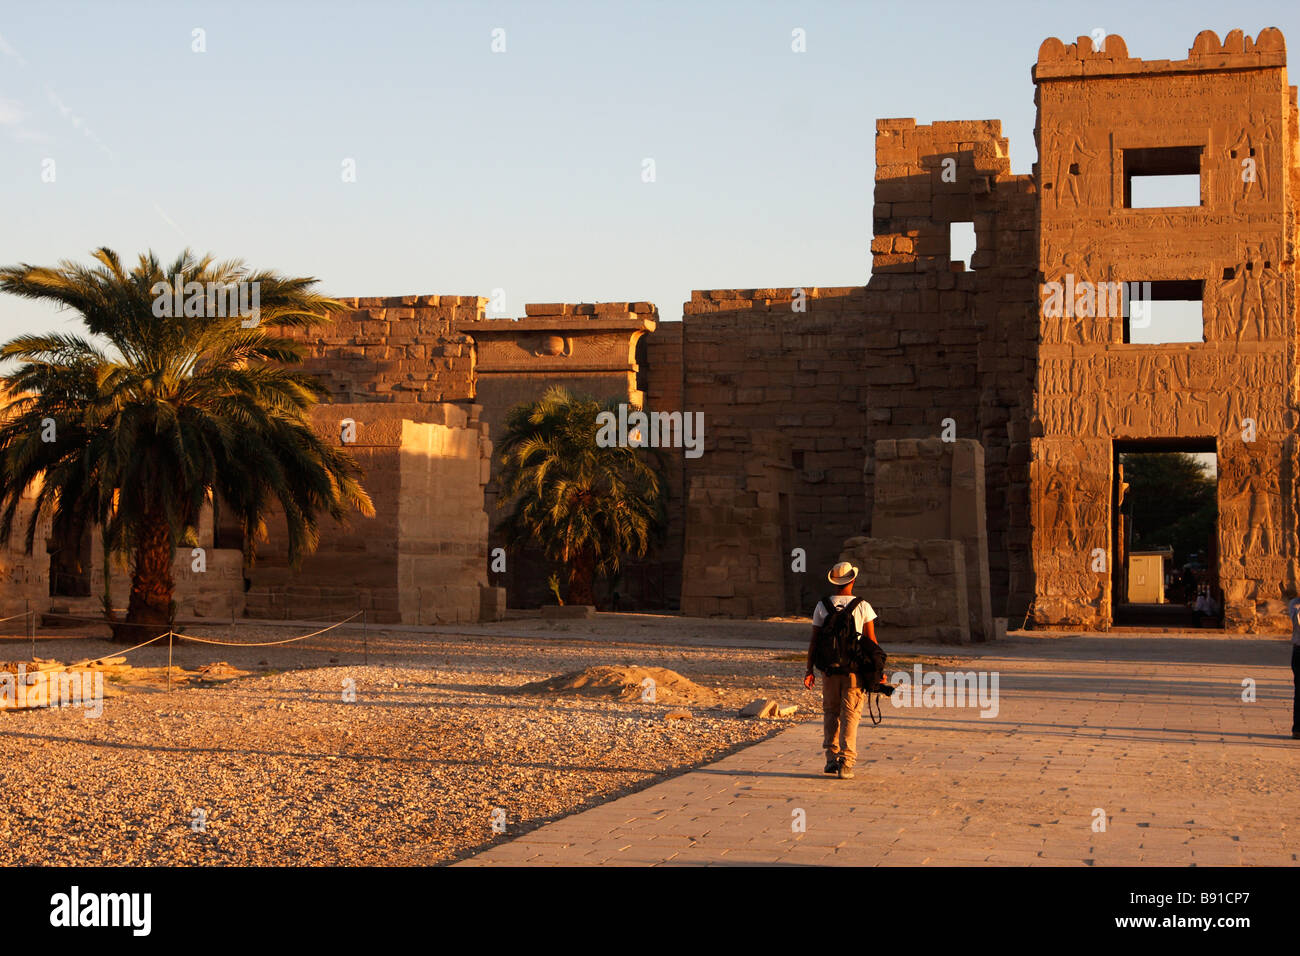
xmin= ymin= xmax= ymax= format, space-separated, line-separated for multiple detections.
xmin=1118 ymin=452 xmax=1216 ymax=567
xmin=496 ymin=387 xmax=666 ymax=607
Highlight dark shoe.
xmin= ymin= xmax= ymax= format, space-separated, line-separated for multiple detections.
xmin=837 ymin=763 xmax=855 ymax=779
xmin=1292 ymin=731 xmax=1299 ymax=739
xmin=824 ymin=758 xmax=839 ymax=774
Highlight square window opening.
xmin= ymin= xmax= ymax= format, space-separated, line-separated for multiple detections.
xmin=1123 ymin=279 xmax=1204 ymax=344
xmin=1123 ymin=146 xmax=1202 ymax=208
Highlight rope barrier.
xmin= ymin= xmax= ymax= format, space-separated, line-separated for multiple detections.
xmin=25 ymin=609 xmax=364 ymax=629
xmin=11 ymin=611 xmax=362 ymax=670
xmin=5 ymin=607 xmax=370 ymax=699
xmin=64 ymin=633 xmax=169 ymax=669
xmin=169 ymin=611 xmax=362 ymax=647
xmin=0 ymin=611 xmax=32 ymax=625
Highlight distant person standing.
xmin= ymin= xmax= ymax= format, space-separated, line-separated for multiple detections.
xmin=1289 ymin=596 xmax=1300 ymax=740
xmin=803 ymin=562 xmax=878 ymax=779
xmin=1194 ymin=588 xmax=1220 ymax=625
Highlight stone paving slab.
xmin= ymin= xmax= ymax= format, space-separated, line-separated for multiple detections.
xmin=458 ymin=640 xmax=1298 ymax=866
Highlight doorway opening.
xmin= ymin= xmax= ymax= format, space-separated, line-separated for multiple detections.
xmin=1113 ymin=439 xmax=1219 ymax=628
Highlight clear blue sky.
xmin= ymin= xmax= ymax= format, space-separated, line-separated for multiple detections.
xmin=1 ymin=0 xmax=1294 ymax=339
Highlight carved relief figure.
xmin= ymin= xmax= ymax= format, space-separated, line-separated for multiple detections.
xmin=1259 ymin=266 xmax=1281 ymax=339
xmin=1226 ymin=112 xmax=1271 ymax=207
xmin=1239 ymin=264 xmax=1265 ymax=343
xmin=1086 ymin=355 xmax=1114 ymax=434
xmin=1245 ymin=469 xmax=1277 ymax=556
xmin=1124 ymin=392 xmax=1151 ymax=432
xmin=1046 ymin=125 xmax=1100 ymax=210
xmin=1225 ymin=452 xmax=1278 ymax=556
xmin=1044 ymin=469 xmax=1081 ymax=549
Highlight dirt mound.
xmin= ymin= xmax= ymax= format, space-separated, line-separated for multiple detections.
xmin=514 ymin=665 xmax=717 ymax=705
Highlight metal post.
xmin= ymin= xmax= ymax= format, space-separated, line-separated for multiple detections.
xmin=167 ymin=631 xmax=173 ymax=693
xmin=27 ymin=599 xmax=34 ymax=658
xmin=362 ymin=608 xmax=368 ymax=666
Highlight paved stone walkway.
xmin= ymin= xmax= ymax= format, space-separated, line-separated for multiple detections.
xmin=459 ymin=635 xmax=1298 ymax=865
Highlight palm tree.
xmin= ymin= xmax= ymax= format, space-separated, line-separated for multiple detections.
xmin=0 ymin=248 xmax=374 ymax=641
xmin=496 ymin=386 xmax=666 ymax=606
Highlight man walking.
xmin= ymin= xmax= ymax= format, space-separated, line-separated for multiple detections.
xmin=803 ymin=561 xmax=878 ymax=779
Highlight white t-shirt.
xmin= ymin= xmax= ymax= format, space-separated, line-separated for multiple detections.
xmin=812 ymin=594 xmax=877 ymax=635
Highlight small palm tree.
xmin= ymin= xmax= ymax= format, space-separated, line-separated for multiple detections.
xmin=496 ymin=386 xmax=665 ymax=607
xmin=0 ymin=248 xmax=374 ymax=641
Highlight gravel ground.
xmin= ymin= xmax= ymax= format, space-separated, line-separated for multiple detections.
xmin=0 ymin=618 xmax=919 ymax=866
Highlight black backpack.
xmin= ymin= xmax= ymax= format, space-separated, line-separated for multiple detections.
xmin=814 ymin=595 xmax=864 ymax=674
xmin=858 ymin=635 xmax=888 ymax=690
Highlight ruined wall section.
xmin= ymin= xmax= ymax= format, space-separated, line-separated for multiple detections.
xmin=838 ymin=536 xmax=970 ymax=643
xmin=0 ymin=487 xmax=50 ymax=618
xmin=640 ymin=321 xmax=685 ymax=609
xmin=0 ymin=471 xmax=244 ymax=624
xmin=867 ymin=119 xmax=1039 ymax=622
xmin=397 ymin=415 xmax=496 ymax=625
xmin=680 ymin=288 xmax=869 ymax=614
xmin=680 ymin=428 xmax=797 ymax=617
xmin=283 ymin=295 xmax=480 ymax=404
xmin=1032 ymin=28 xmax=1296 ymax=631
xmin=1284 ymin=69 xmax=1300 ymax=609
xmin=246 ymin=402 xmax=495 ymax=624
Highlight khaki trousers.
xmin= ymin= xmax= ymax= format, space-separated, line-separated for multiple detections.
xmin=822 ymin=672 xmax=865 ymax=768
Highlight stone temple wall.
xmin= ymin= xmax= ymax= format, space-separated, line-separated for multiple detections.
xmin=246 ymin=402 xmax=498 ymax=625
xmin=9 ymin=28 xmax=1278 ymax=636
xmin=226 ymin=29 xmax=1300 ymax=636
xmin=838 ymin=536 xmax=970 ymax=643
xmin=871 ymin=438 xmax=993 ymax=642
xmin=1030 ymin=28 xmax=1297 ymax=632
xmin=680 ymin=288 xmax=870 ymax=616
xmin=0 ymin=484 xmax=51 ymax=619
xmin=282 ymin=295 xmax=479 ymax=405
xmin=679 ymin=429 xmax=796 ymax=618
xmin=866 ymin=118 xmax=1039 ymax=625
xmin=640 ymin=321 xmax=686 ymax=610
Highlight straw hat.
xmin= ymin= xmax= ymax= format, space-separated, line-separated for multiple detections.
xmin=827 ymin=561 xmax=858 ymax=586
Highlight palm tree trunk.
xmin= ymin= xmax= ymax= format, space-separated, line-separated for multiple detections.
xmin=111 ymin=509 xmax=174 ymax=643
xmin=565 ymin=548 xmax=597 ymax=607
